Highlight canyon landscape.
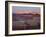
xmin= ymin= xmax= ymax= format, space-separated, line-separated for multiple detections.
xmin=12 ymin=10 xmax=40 ymax=30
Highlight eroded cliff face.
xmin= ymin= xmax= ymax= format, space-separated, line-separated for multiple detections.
xmin=12 ymin=13 xmax=40 ymax=30
xmin=12 ymin=10 xmax=40 ymax=30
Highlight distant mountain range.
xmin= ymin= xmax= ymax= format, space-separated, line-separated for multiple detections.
xmin=13 ymin=13 xmax=40 ymax=17
xmin=12 ymin=13 xmax=40 ymax=21
xmin=13 ymin=10 xmax=40 ymax=14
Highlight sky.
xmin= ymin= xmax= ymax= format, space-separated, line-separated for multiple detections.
xmin=12 ymin=6 xmax=40 ymax=14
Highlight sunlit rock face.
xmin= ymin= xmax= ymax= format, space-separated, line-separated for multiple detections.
xmin=12 ymin=10 xmax=40 ymax=30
